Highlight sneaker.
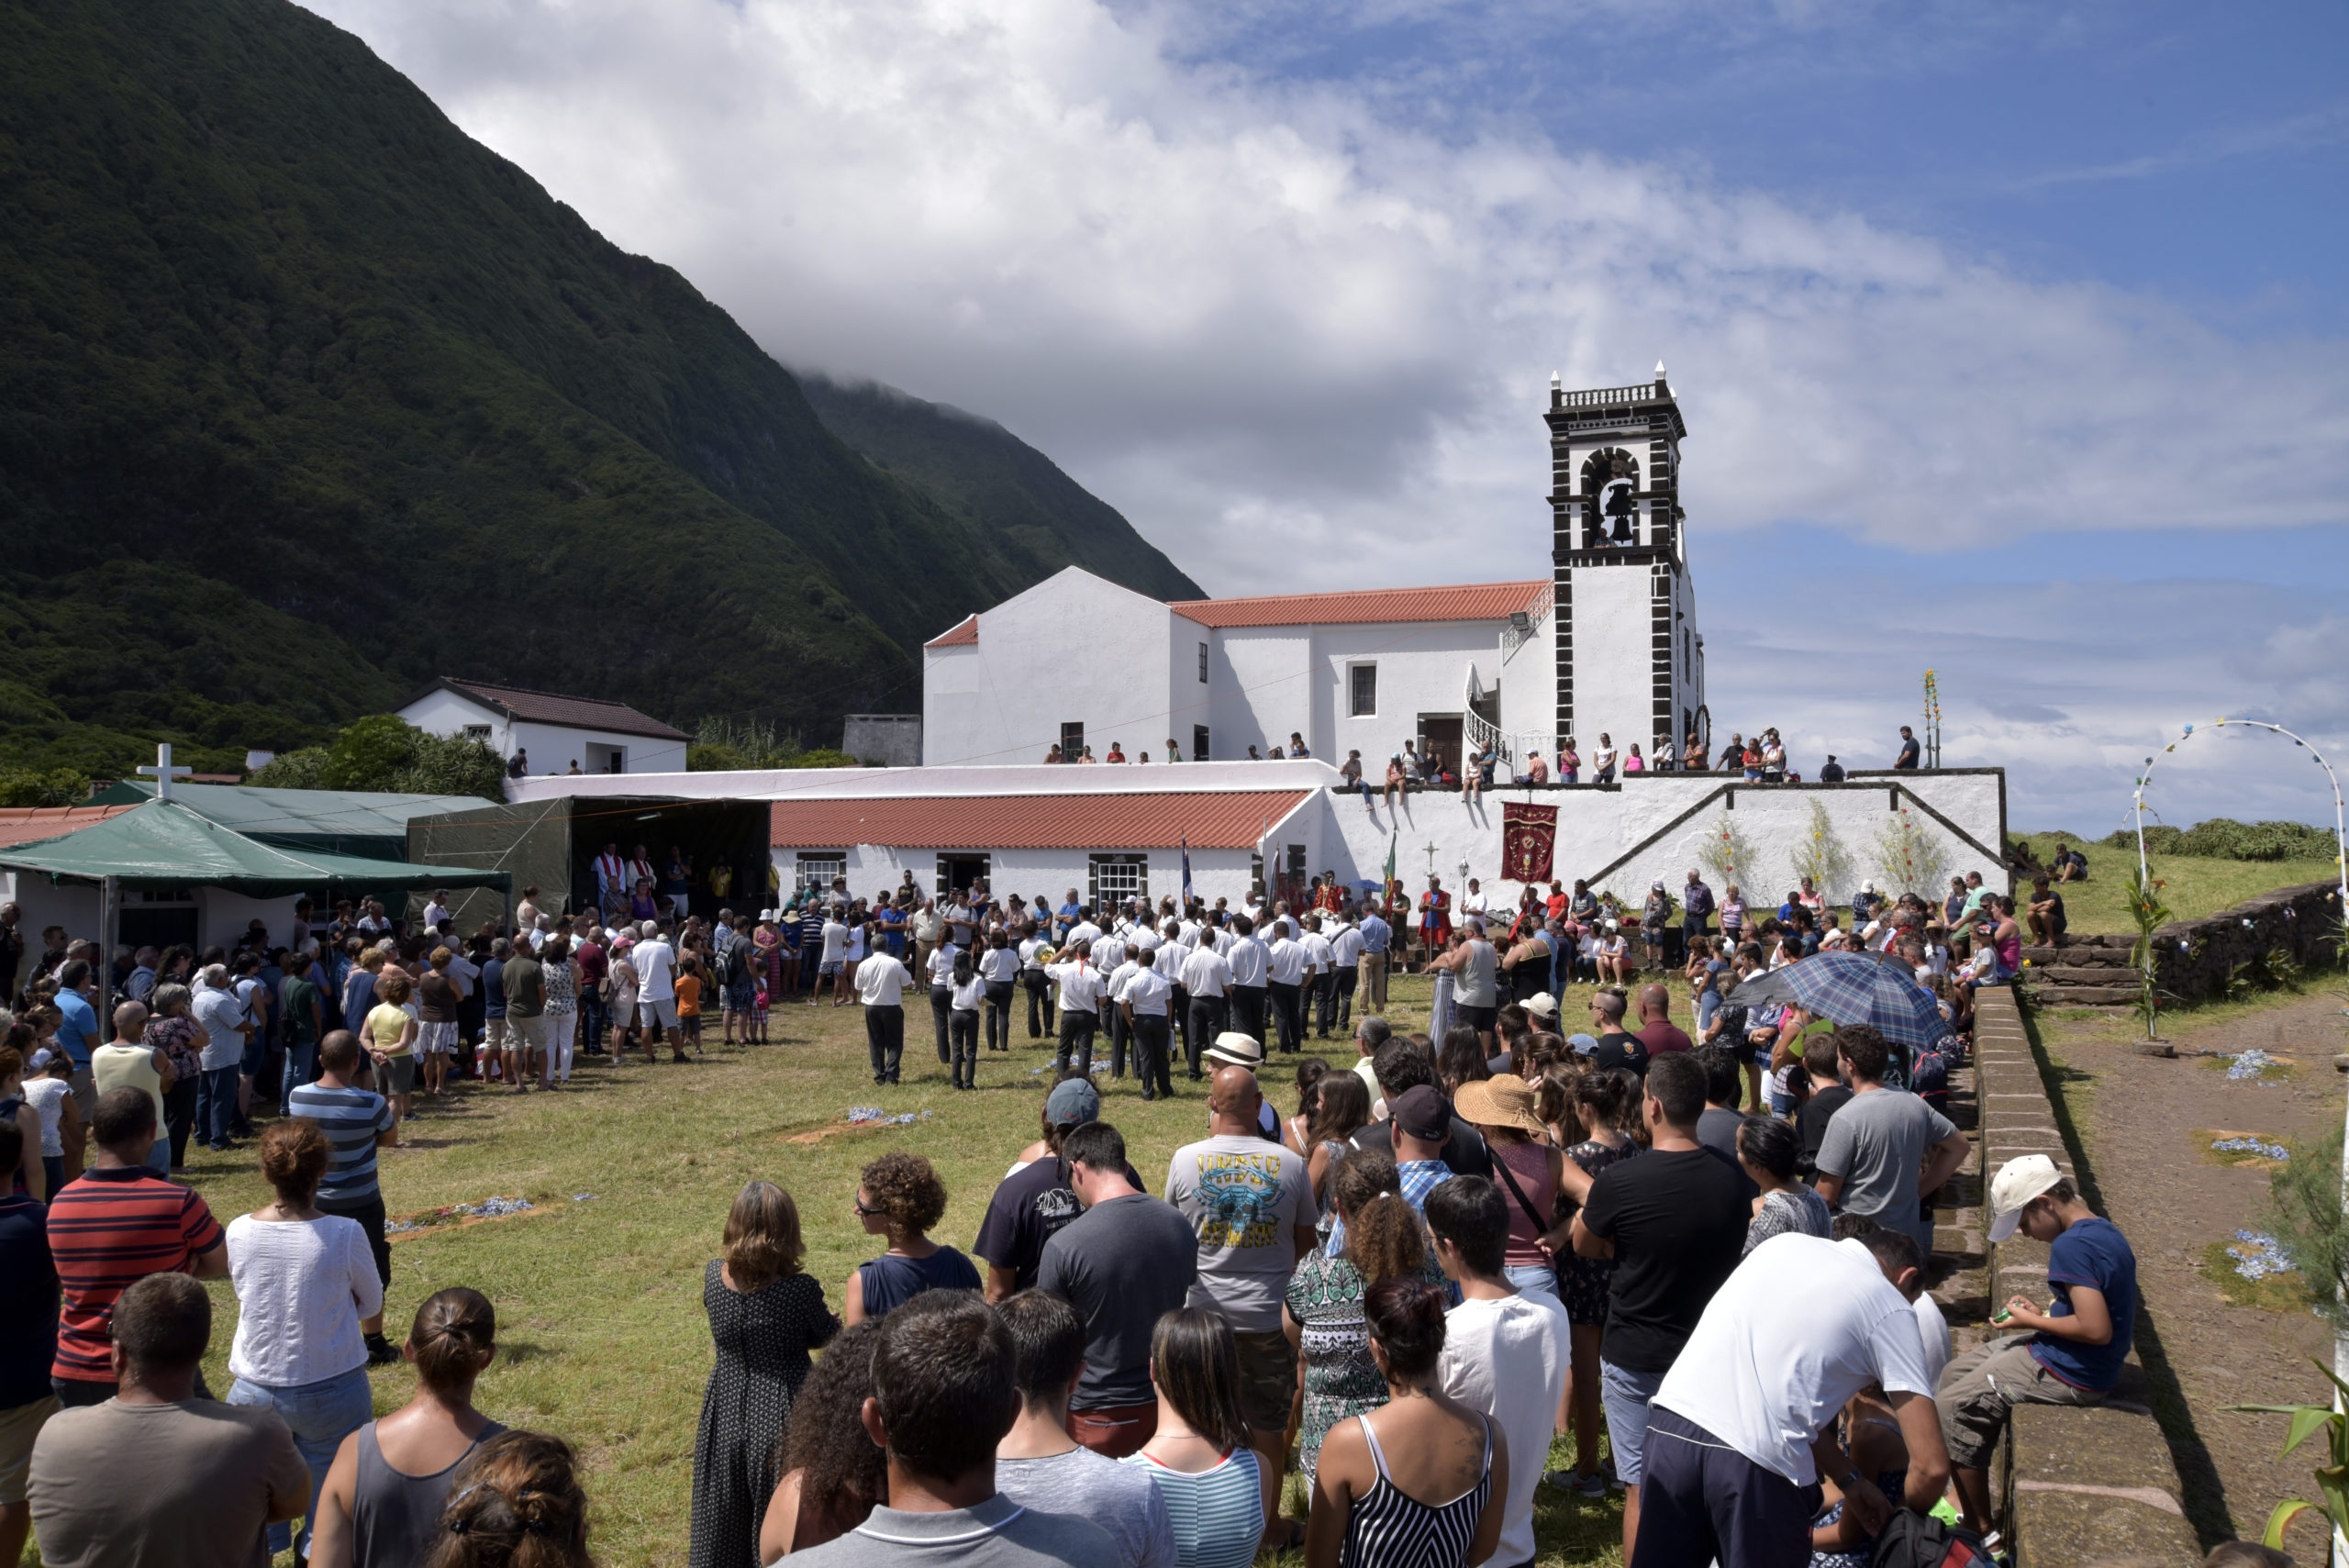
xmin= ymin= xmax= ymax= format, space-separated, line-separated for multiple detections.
xmin=1542 ymin=1470 xmax=1608 ymax=1497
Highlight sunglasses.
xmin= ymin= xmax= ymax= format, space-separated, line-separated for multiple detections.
xmin=852 ymin=1197 xmax=883 ymax=1218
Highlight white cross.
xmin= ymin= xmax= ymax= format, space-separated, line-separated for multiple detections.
xmin=137 ymin=742 xmax=193 ymax=802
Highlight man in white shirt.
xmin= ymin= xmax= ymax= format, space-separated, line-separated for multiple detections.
xmin=1638 ymin=1229 xmax=1952 ymax=1565
xmin=926 ymin=936 xmax=961 ymax=1066
xmin=818 ymin=907 xmax=851 ymax=1007
xmin=1327 ymin=917 xmax=1364 ymax=1034
xmin=1118 ymin=949 xmax=1176 ymax=1099
xmin=1018 ymin=928 xmax=1054 ymax=1039
xmin=853 ymin=940 xmax=911 ymax=1084
xmin=1104 ymin=947 xmax=1142 ymax=1081
xmin=1066 ymin=909 xmax=1104 ymax=949
xmin=1046 ymin=940 xmax=1106 ymax=1076
xmin=1226 ymin=915 xmax=1270 ymax=1045
xmin=1176 ymin=937 xmax=1230 ymax=1083
xmin=1426 ymin=1175 xmax=1569 ymax=1568
xmin=1300 ymin=915 xmax=1339 ymax=1039
xmin=630 ymin=921 xmax=685 ymax=1060
xmin=420 ymin=890 xmax=451 ymax=931
xmin=1263 ymin=917 xmax=1308 ymax=1056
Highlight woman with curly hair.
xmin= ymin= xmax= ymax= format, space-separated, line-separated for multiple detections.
xmin=141 ymin=984 xmax=206 ymax=1169
xmin=423 ymin=1430 xmax=592 ymax=1568
xmin=757 ymin=1319 xmax=889 ymax=1561
xmin=1280 ymin=1151 xmax=1448 ymax=1485
xmin=841 ymin=1151 xmax=980 ymax=1324
xmin=691 ymin=1182 xmax=839 ymax=1568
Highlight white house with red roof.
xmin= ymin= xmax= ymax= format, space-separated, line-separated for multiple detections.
xmin=922 ymin=369 xmax=1707 ymax=778
xmin=399 ymin=677 xmax=691 ymax=776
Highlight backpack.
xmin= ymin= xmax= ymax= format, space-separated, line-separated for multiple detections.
xmin=1872 ymin=1508 xmax=1990 ymax=1568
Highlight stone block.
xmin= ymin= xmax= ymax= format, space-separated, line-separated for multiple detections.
xmin=2010 ymin=1401 xmax=2199 ymax=1568
xmin=2032 ymin=984 xmax=2142 ymax=1006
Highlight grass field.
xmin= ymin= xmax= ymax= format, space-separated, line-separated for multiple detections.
xmin=130 ymin=974 xmax=1631 ymax=1568
xmin=2010 ymin=832 xmax=2341 ymax=934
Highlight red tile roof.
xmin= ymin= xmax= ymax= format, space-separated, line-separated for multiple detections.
xmin=0 ymin=805 xmax=138 ymax=850
xmin=420 ymin=679 xmax=689 ymax=741
xmin=1169 ymin=580 xmax=1548 ymax=628
xmin=924 ymin=615 xmax=980 ymax=649
xmin=771 ymin=790 xmax=1311 ymax=851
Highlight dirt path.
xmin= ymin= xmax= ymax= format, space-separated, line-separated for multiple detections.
xmin=2036 ymin=993 xmax=2345 ymax=1549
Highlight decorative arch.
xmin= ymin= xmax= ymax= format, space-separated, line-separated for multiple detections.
xmin=1579 ymin=448 xmax=1640 ymax=548
xmin=2129 ymin=717 xmax=2349 ymax=1011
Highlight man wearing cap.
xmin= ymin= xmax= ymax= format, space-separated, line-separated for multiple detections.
xmin=1937 ymin=1154 xmax=2138 ymax=1537
xmin=974 ymin=1079 xmax=1144 ymax=1300
xmin=1164 ymin=1062 xmax=1318 ymax=1548
xmin=1328 ymin=1084 xmax=1459 ymax=1272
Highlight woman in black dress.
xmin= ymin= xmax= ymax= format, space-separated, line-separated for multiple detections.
xmin=690 ymin=1181 xmax=838 ymax=1568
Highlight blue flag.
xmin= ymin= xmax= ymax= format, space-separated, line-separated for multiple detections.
xmin=1181 ymin=834 xmax=1194 ymax=907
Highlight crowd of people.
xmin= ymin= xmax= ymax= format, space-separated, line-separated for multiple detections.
xmin=0 ymin=840 xmax=2165 ymax=1568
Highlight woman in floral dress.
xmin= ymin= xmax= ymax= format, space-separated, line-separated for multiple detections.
xmin=1280 ymin=1152 xmax=1446 ymax=1484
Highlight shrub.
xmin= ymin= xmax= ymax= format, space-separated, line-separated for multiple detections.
xmin=2266 ymin=1122 xmax=2349 ymax=1332
xmin=0 ymin=766 xmax=94 ymax=807
xmin=2099 ymin=818 xmax=2338 ymax=862
xmin=249 ymin=717 xmax=502 ymax=800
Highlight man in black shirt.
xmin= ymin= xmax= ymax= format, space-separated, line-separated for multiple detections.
xmin=1797 ymin=1032 xmax=1854 ymax=1178
xmin=1563 ymin=1052 xmax=1747 ymax=1562
xmin=1894 ymin=727 xmax=1920 ymax=770
xmin=1349 ymin=1038 xmax=1492 ymax=1178
xmin=1819 ymin=754 xmax=1846 ymax=783
xmin=1586 ymin=990 xmax=1647 ymax=1077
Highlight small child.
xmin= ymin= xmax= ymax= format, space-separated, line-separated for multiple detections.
xmin=675 ymin=956 xmax=704 ymax=1052
xmin=751 ymin=973 xmax=770 ymax=1044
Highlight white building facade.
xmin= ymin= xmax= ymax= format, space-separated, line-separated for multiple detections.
xmin=921 ymin=370 xmax=1708 ymax=778
xmin=399 ymin=678 xmax=690 ymax=776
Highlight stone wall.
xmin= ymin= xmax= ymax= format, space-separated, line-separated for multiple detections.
xmin=1971 ymin=986 xmax=2201 ymax=1565
xmin=2024 ymin=879 xmax=2344 ymax=1006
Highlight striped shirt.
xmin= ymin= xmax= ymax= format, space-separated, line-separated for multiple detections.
xmin=1123 ymin=1448 xmax=1261 ymax=1568
xmin=49 ymin=1168 xmax=224 ymax=1382
xmin=288 ymin=1084 xmax=395 ymax=1204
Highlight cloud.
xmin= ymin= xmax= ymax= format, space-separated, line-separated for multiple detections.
xmin=305 ymin=0 xmax=2349 ymax=603
xmin=297 ymin=0 xmax=2349 ymax=827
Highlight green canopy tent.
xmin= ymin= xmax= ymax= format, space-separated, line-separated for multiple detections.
xmin=0 ymin=798 xmax=510 ymax=1025
xmin=86 ymin=781 xmax=492 ymax=862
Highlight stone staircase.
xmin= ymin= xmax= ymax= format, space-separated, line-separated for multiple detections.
xmin=2020 ymin=934 xmax=2142 ymax=1006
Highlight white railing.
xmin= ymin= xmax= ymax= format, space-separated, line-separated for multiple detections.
xmin=1500 ymin=584 xmax=1553 ymax=664
xmin=1556 ymin=383 xmax=1661 ymax=408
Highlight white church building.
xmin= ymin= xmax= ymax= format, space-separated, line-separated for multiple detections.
xmin=921 ymin=368 xmax=1705 ymax=778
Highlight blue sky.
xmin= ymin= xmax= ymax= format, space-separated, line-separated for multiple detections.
xmin=312 ymin=0 xmax=2349 ymax=832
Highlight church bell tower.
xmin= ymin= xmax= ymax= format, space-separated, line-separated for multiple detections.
xmin=1545 ymin=365 xmax=1704 ymax=763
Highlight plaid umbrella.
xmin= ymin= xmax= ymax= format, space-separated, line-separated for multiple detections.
xmin=1724 ymin=949 xmax=1948 ymax=1051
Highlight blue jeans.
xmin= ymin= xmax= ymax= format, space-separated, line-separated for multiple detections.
xmin=1599 ymin=1358 xmax=1670 ymax=1485
xmin=280 ymin=1039 xmax=317 ymax=1115
xmin=228 ymin=1365 xmax=375 ymax=1555
xmin=197 ymin=1065 xmax=241 ymax=1147
xmin=1504 ymin=1262 xmax=1560 ymax=1301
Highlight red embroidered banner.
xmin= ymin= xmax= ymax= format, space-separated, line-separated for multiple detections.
xmin=1500 ymin=801 xmax=1557 ymax=884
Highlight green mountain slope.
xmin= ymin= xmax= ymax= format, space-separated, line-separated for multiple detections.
xmin=0 ymin=0 xmax=1189 ymax=774
xmin=799 ymin=376 xmax=1202 ymax=603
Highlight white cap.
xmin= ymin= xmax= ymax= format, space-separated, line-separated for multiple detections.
xmin=1524 ymin=992 xmax=1559 ymax=1019
xmin=1987 ymin=1154 xmax=2066 ymax=1241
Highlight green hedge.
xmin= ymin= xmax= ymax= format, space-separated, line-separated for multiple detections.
xmin=2100 ymin=818 xmax=2341 ymax=863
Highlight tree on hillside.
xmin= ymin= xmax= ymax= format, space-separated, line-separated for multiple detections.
xmin=251 ymin=717 xmax=505 ymax=800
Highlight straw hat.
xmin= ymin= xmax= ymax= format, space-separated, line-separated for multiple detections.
xmin=1453 ymin=1074 xmax=1547 ymax=1138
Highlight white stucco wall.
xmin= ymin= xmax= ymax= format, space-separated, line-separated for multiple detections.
xmin=1318 ymin=772 xmax=2007 ymax=908
xmin=768 ymin=846 xmax=1262 ymax=909
xmin=920 ymin=568 xmax=1177 ymax=766
xmin=1 ymin=874 xmax=350 ymax=959
xmin=1563 ymin=564 xmax=1653 ymax=758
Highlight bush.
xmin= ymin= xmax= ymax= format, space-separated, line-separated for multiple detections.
xmin=2098 ymin=818 xmax=2339 ymax=862
xmin=0 ymin=766 xmax=93 ymax=807
xmin=2266 ymin=1122 xmax=2349 ymax=1332
xmin=248 ymin=717 xmax=503 ymax=801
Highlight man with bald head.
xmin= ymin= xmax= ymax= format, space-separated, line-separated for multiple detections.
xmin=1636 ymin=982 xmax=1692 ymax=1062
xmin=1164 ymin=1064 xmax=1319 ymax=1550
